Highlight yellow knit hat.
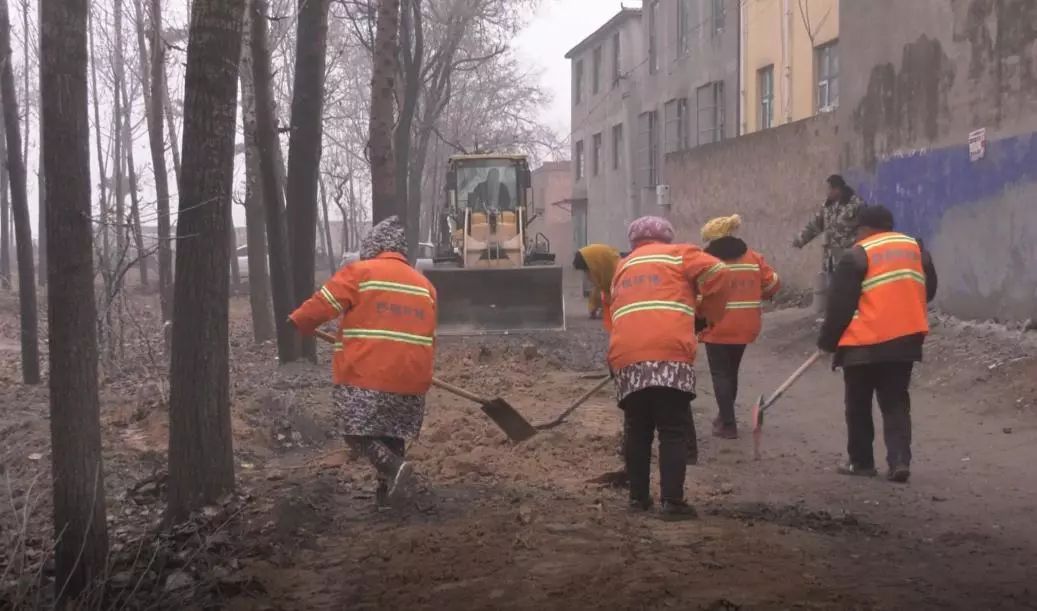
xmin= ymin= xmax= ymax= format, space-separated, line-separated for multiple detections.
xmin=701 ymin=214 xmax=742 ymax=242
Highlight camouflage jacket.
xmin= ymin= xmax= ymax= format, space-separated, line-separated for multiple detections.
xmin=794 ymin=194 xmax=864 ymax=271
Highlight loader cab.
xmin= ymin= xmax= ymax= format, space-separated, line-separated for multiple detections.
xmin=439 ymin=155 xmax=536 ymax=266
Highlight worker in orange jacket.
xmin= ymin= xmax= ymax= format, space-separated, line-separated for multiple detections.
xmin=697 ymin=215 xmax=780 ymax=439
xmin=289 ymin=216 xmax=437 ymax=506
xmin=818 ymin=205 xmax=937 ymax=483
xmin=608 ymin=216 xmax=731 ymax=519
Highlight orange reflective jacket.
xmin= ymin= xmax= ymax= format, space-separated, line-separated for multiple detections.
xmin=290 ymin=253 xmax=437 ymax=395
xmin=839 ymin=232 xmax=928 ymax=347
xmin=607 ymin=243 xmax=730 ymax=370
xmin=700 ymin=250 xmax=779 ymax=345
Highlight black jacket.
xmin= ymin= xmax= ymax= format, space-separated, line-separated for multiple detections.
xmin=817 ymin=237 xmax=938 ymax=368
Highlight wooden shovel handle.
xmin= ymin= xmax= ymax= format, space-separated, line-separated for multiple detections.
xmin=311 ymin=328 xmax=489 ymax=404
xmin=761 ymin=350 xmax=823 ymax=412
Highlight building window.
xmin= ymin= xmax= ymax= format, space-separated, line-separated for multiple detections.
xmin=664 ymin=98 xmax=689 ymax=153
xmin=676 ymin=0 xmax=691 ymax=56
xmin=612 ymin=123 xmax=623 ymax=170
xmin=816 ymin=41 xmax=839 ymax=111
xmin=611 ymin=32 xmax=621 ymax=86
xmin=592 ymin=133 xmax=602 ymax=176
xmin=573 ymin=59 xmax=583 ymax=105
xmin=696 ymin=81 xmax=725 ymax=145
xmin=648 ymin=1 xmax=659 ymax=74
xmin=637 ymin=111 xmax=660 ymax=187
xmin=712 ymin=0 xmax=725 ymax=34
xmin=575 ymin=140 xmax=584 ymax=180
xmin=592 ymin=46 xmax=602 ymax=95
xmin=758 ymin=65 xmax=774 ymax=129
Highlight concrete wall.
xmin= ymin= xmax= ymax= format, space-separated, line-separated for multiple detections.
xmin=665 ymin=112 xmax=839 ymax=293
xmin=529 ymin=161 xmax=579 ymax=295
xmin=741 ymin=0 xmax=839 ymax=133
xmin=569 ymin=10 xmax=644 ymax=250
xmin=840 ymin=0 xmax=1037 ymax=321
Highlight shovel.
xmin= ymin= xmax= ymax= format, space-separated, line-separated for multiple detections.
xmin=313 ymin=329 xmax=538 ymax=442
xmin=536 ymin=374 xmax=612 ymax=430
xmin=750 ymin=350 xmax=823 ymax=460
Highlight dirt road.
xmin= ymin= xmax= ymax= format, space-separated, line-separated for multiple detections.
xmin=2 ymin=297 xmax=1036 ymax=609
xmin=233 ymin=308 xmax=1037 ymax=610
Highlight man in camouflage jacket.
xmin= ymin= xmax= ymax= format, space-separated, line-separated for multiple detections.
xmin=793 ymin=175 xmax=864 ymax=272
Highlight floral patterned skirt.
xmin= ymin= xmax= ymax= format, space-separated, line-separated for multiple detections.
xmin=332 ymin=384 xmax=426 ymax=440
xmin=614 ymin=361 xmax=697 ymax=403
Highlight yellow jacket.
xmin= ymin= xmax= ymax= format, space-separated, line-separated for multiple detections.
xmin=578 ymin=244 xmax=620 ymax=313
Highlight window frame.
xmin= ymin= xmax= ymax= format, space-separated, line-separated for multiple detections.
xmin=648 ymin=0 xmax=660 ymax=74
xmin=575 ymin=140 xmax=585 ymax=180
xmin=592 ymin=132 xmax=603 ymax=176
xmin=612 ymin=123 xmax=624 ymax=170
xmin=758 ymin=65 xmax=774 ymax=129
xmin=676 ymin=0 xmax=691 ymax=57
xmin=573 ymin=59 xmax=584 ymax=105
xmin=696 ymin=81 xmax=725 ymax=146
xmin=611 ymin=32 xmax=621 ymax=87
xmin=712 ymin=0 xmax=725 ymax=35
xmin=816 ymin=40 xmax=839 ymax=112
xmin=592 ymin=46 xmax=602 ymax=95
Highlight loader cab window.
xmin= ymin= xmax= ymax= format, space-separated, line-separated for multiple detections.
xmin=457 ymin=162 xmax=518 ymax=213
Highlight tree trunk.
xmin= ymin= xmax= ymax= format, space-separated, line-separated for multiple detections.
xmin=113 ymin=0 xmax=127 ymax=268
xmin=35 ymin=0 xmax=45 ymax=288
xmin=88 ymin=8 xmax=110 ymax=279
xmin=369 ymin=0 xmax=400 ymax=224
xmin=166 ymin=0 xmax=245 ymax=523
xmin=0 ymin=0 xmax=40 ymax=385
xmin=395 ymin=0 xmax=422 ymax=259
xmin=318 ymin=176 xmax=335 ymax=275
xmin=228 ymin=214 xmax=240 ymax=287
xmin=251 ymin=0 xmax=297 ymax=363
xmin=39 ymin=0 xmax=110 ymax=598
xmin=0 ymin=105 xmax=9 ymax=289
xmin=238 ymin=0 xmax=274 ymax=343
xmin=162 ymin=69 xmax=182 ymax=187
xmin=285 ymin=0 xmax=329 ymax=362
xmin=138 ymin=0 xmax=173 ymax=319
xmin=120 ymin=75 xmax=149 ymax=289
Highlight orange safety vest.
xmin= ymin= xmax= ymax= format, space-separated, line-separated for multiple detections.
xmin=607 ymin=243 xmax=727 ymax=370
xmin=700 ymin=250 xmax=780 ymax=345
xmin=839 ymin=232 xmax=928 ymax=347
xmin=289 ymin=253 xmax=437 ymax=395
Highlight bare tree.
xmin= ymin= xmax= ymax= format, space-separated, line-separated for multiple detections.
xmin=135 ymin=0 xmax=173 ymax=319
xmin=119 ymin=73 xmax=149 ymax=289
xmin=88 ymin=7 xmax=111 ymax=278
xmin=285 ymin=0 xmax=330 ymax=362
xmin=318 ymin=175 xmax=336 ymax=274
xmin=238 ymin=0 xmax=275 ymax=343
xmin=39 ymin=0 xmax=109 ymax=597
xmin=369 ymin=0 xmax=400 ymax=223
xmin=0 ymin=0 xmax=40 ymax=384
xmin=251 ymin=0 xmax=298 ymax=363
xmin=167 ymin=0 xmax=246 ymax=522
xmin=112 ymin=0 xmax=127 ymax=267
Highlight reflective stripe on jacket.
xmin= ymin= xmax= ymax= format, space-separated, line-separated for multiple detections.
xmin=289 ymin=252 xmax=437 ymax=394
xmin=700 ymin=250 xmax=779 ymax=345
xmin=839 ymin=232 xmax=928 ymax=347
xmin=607 ymin=242 xmax=730 ymax=370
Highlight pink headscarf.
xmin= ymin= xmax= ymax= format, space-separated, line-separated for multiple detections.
xmin=627 ymin=216 xmax=675 ymax=247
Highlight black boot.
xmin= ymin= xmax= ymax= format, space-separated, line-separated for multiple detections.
xmin=660 ymin=499 xmax=698 ymax=521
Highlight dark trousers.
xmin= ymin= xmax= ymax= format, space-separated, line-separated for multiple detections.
xmin=705 ymin=343 xmax=747 ymax=426
xmin=843 ymin=362 xmax=913 ymax=470
xmin=346 ymin=436 xmax=405 ymax=481
xmin=621 ymin=388 xmax=693 ymax=503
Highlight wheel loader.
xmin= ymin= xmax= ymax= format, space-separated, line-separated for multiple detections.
xmin=425 ymin=154 xmax=565 ymax=335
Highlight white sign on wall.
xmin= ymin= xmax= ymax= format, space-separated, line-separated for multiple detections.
xmin=968 ymin=128 xmax=987 ymax=162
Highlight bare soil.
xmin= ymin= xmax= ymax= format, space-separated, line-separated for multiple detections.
xmin=2 ymin=291 xmax=1037 ymax=610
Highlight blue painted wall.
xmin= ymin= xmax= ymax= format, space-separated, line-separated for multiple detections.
xmin=848 ymin=131 xmax=1037 ymax=321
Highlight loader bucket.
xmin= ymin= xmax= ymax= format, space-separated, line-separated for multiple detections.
xmin=423 ymin=266 xmax=566 ymax=335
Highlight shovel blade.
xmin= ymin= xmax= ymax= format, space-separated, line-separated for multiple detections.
xmin=481 ymin=398 xmax=538 ymax=442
